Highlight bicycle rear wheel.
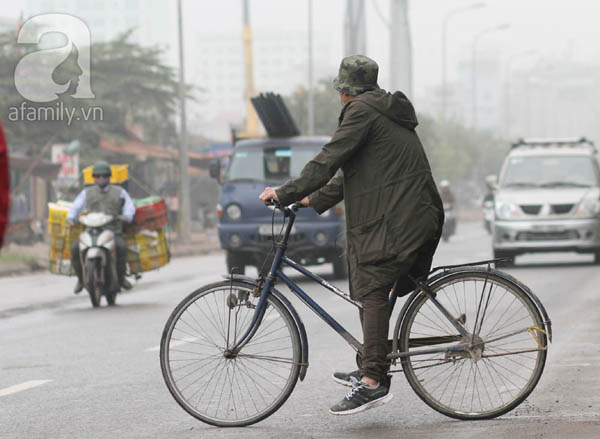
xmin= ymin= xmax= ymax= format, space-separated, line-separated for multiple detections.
xmin=397 ymin=269 xmax=547 ymax=419
xmin=160 ymin=280 xmax=301 ymax=427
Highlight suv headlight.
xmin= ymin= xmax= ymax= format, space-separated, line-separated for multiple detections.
xmin=225 ymin=203 xmax=242 ymax=220
xmin=495 ymin=201 xmax=522 ymax=220
xmin=574 ymin=197 xmax=600 ymax=218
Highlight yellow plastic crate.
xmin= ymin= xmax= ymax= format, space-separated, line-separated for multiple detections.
xmin=48 ymin=201 xmax=85 ymax=239
xmin=126 ymin=248 xmax=142 ymax=274
xmin=125 ymin=228 xmax=170 ymax=274
xmin=48 ymin=202 xmax=70 ymax=236
xmin=140 ymin=254 xmax=170 ymax=271
xmin=138 ymin=231 xmax=168 ymax=259
xmin=49 ymin=225 xmax=82 ymax=261
xmin=83 ymin=164 xmax=128 ymax=185
xmin=48 ymin=224 xmax=81 ymax=276
xmin=49 ymin=259 xmax=74 ymax=276
xmin=49 ymin=202 xmax=70 ymax=221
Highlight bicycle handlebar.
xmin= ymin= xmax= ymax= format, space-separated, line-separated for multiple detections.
xmin=267 ymin=199 xmax=305 ymax=215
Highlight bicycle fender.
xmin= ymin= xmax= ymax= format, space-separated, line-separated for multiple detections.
xmin=223 ymin=274 xmax=310 ymax=380
xmin=444 ymin=267 xmax=552 ymax=343
xmin=395 ymin=268 xmax=552 ymax=344
xmin=474 ymin=268 xmax=553 ymax=343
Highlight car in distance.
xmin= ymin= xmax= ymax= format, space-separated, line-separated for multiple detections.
xmin=492 ymin=137 xmax=600 ymax=265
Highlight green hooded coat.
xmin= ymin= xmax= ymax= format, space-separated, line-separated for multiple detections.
xmin=276 ymin=89 xmax=443 ymax=296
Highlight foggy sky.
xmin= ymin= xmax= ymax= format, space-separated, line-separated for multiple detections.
xmin=2 ymin=0 xmax=600 ymax=94
xmin=2 ymin=0 xmax=600 ymax=140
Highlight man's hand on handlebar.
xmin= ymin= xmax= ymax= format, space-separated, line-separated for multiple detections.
xmin=298 ymin=197 xmax=310 ymax=207
xmin=258 ymin=187 xmax=279 ymax=206
xmin=258 ymin=187 xmax=310 ymax=208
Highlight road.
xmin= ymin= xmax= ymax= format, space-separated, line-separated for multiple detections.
xmin=1 ymin=221 xmax=599 ymax=438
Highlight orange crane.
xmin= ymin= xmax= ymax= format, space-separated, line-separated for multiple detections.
xmin=239 ymin=0 xmax=261 ymax=139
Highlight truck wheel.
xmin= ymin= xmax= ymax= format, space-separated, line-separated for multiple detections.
xmin=332 ymin=257 xmax=347 ymax=279
xmin=226 ymin=251 xmax=246 ymax=275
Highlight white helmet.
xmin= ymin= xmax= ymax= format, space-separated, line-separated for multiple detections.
xmin=485 ymin=175 xmax=497 ymax=186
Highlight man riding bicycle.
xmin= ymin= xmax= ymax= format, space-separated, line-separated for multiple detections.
xmin=259 ymin=55 xmax=444 ymax=415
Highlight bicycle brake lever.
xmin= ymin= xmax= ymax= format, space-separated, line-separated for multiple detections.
xmin=268 ymin=199 xmax=281 ymax=209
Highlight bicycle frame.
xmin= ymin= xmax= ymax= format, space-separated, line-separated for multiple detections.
xmin=226 ymin=204 xmax=482 ymax=361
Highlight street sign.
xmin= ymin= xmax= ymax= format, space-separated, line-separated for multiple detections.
xmin=51 ymin=143 xmax=79 ymax=186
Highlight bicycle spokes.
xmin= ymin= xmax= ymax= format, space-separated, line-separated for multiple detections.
xmin=399 ymin=271 xmax=547 ymax=419
xmin=160 ymin=281 xmax=301 ymax=427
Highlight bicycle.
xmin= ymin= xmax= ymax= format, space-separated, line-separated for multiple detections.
xmin=160 ymin=202 xmax=552 ymax=427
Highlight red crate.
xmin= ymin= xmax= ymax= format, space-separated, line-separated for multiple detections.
xmin=133 ymin=199 xmax=168 ymax=230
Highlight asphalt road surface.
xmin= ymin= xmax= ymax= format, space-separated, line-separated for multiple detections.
xmin=1 ymin=221 xmax=599 ymax=438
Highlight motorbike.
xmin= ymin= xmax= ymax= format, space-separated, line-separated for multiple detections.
xmin=441 ymin=203 xmax=456 ymax=242
xmin=482 ymin=199 xmax=494 ymax=234
xmin=78 ymin=213 xmax=120 ymax=307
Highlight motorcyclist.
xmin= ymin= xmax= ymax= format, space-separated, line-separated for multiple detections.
xmin=482 ymin=175 xmax=496 ymax=233
xmin=439 ymin=180 xmax=456 ymax=209
xmin=482 ymin=175 xmax=496 ymax=205
xmin=66 ymin=161 xmax=135 ymax=294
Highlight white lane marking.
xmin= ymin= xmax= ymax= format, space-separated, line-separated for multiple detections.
xmin=145 ymin=336 xmax=198 ymax=353
xmin=554 ymin=363 xmax=592 ymax=367
xmin=503 ymin=415 xmax=542 ymax=419
xmin=0 ymin=380 xmax=52 ymax=397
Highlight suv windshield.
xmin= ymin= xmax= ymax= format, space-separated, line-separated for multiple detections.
xmin=501 ymin=155 xmax=599 ymax=188
xmin=225 ymin=145 xmax=321 ymax=184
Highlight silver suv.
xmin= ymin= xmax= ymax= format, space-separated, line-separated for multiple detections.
xmin=492 ymin=137 xmax=600 ymax=264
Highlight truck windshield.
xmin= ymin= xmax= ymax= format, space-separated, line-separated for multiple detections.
xmin=225 ymin=145 xmax=321 ymax=184
xmin=501 ymin=155 xmax=598 ymax=188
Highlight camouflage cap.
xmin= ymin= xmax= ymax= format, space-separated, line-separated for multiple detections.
xmin=333 ymin=55 xmax=380 ymax=95
xmin=92 ymin=161 xmax=112 ymax=176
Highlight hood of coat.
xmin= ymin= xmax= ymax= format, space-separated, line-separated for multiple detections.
xmin=352 ymin=89 xmax=418 ymax=130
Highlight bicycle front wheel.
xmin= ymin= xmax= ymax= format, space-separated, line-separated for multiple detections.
xmin=397 ymin=269 xmax=547 ymax=420
xmin=160 ymin=280 xmax=301 ymax=427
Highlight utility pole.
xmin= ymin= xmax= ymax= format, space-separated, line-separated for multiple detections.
xmin=242 ymin=0 xmax=260 ymax=136
xmin=307 ymin=0 xmax=315 ymax=135
xmin=389 ymin=0 xmax=412 ymax=98
xmin=177 ymin=0 xmax=191 ymax=242
xmin=441 ymin=3 xmax=485 ymax=121
xmin=505 ymin=50 xmax=537 ymax=138
xmin=344 ymin=0 xmax=366 ymax=55
xmin=471 ymin=24 xmax=510 ymax=129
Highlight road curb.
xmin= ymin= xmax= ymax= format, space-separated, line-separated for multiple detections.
xmin=0 ymin=232 xmax=221 ymax=278
xmin=0 ymin=263 xmax=44 ymax=278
